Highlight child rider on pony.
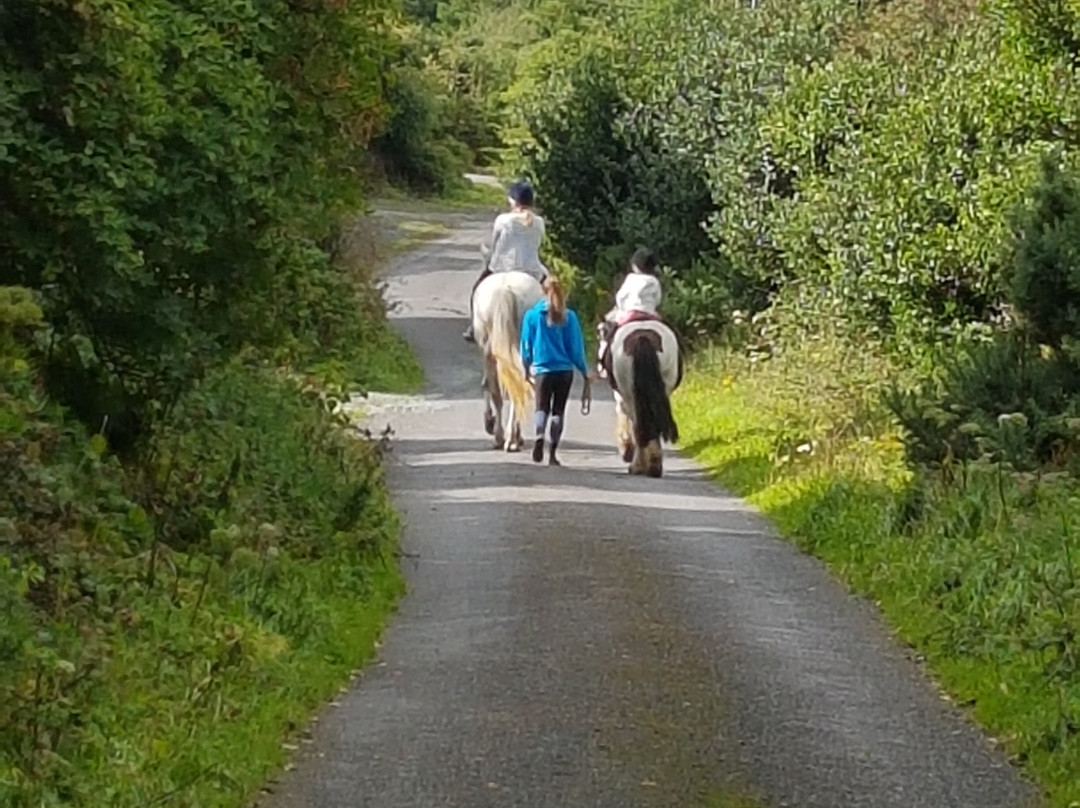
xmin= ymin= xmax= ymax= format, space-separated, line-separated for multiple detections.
xmin=596 ymin=247 xmax=663 ymax=380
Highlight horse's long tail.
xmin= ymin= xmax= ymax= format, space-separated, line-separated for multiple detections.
xmin=488 ymin=286 xmax=530 ymax=419
xmin=631 ymin=337 xmax=679 ymax=446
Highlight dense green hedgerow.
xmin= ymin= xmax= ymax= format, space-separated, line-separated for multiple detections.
xmin=0 ymin=0 xmax=396 ymax=448
xmin=1 ymin=0 xmax=425 ymax=801
xmin=1 ymin=332 xmax=404 ymax=807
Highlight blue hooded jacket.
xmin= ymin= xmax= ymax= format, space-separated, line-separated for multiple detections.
xmin=520 ymin=299 xmax=589 ymax=377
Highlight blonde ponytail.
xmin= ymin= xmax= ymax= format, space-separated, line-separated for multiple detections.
xmin=543 ymin=277 xmax=566 ymax=325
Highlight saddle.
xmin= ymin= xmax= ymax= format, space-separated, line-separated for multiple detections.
xmin=597 ymin=313 xmax=684 ymax=393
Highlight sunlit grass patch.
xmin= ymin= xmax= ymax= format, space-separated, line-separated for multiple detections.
xmin=676 ymin=340 xmax=1079 ymax=807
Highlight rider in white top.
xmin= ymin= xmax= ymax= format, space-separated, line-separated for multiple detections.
xmin=487 ymin=211 xmax=548 ymax=278
xmin=597 ymin=247 xmax=663 ymax=377
xmin=463 ymin=180 xmax=549 ymax=342
xmin=610 ymin=268 xmax=662 ymax=322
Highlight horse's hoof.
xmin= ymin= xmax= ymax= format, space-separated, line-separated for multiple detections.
xmin=621 ymin=446 xmax=634 ymax=463
xmin=646 ymin=466 xmax=663 ymax=478
xmin=506 ymin=442 xmax=521 ymax=453
xmin=484 ymin=416 xmax=496 ymax=435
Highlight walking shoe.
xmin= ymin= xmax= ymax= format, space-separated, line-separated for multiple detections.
xmin=532 ymin=438 xmax=545 ymax=463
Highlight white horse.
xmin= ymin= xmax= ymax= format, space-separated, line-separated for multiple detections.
xmin=472 ymin=270 xmax=543 ymax=451
xmin=609 ymin=320 xmax=682 ymax=477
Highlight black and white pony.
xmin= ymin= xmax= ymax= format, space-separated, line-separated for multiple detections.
xmin=608 ymin=320 xmax=681 ymax=477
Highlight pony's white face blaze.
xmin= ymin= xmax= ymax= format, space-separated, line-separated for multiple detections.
xmin=609 ymin=322 xmax=680 ymax=478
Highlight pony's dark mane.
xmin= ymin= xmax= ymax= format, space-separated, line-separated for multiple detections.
xmin=626 ymin=331 xmax=678 ymax=447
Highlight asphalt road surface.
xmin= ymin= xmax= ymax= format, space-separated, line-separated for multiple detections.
xmin=263 ymin=211 xmax=1041 ymax=808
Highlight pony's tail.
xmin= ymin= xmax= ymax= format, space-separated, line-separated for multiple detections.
xmin=631 ymin=339 xmax=679 ymax=446
xmin=489 ymin=286 xmax=531 ymax=418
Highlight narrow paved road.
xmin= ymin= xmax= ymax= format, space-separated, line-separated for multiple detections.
xmin=264 ymin=212 xmax=1040 ymax=808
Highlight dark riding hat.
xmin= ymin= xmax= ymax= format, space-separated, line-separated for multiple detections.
xmin=508 ymin=180 xmax=535 ymax=207
xmin=630 ymin=246 xmax=659 ymax=275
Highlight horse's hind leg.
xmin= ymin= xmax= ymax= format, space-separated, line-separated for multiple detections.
xmin=483 ymin=355 xmax=498 ymax=435
xmin=491 ymin=389 xmax=506 ymax=449
xmin=614 ymin=393 xmax=634 ymax=463
xmin=505 ymin=397 xmax=522 ymax=452
xmin=644 ymin=440 xmax=663 ymax=478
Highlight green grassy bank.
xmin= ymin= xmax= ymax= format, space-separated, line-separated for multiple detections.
xmin=675 ymin=344 xmax=1080 ymax=807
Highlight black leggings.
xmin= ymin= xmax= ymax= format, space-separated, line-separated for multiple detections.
xmin=533 ymin=370 xmax=574 ymax=445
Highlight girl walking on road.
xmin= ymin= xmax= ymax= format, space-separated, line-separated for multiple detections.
xmin=520 ymin=278 xmax=592 ymax=466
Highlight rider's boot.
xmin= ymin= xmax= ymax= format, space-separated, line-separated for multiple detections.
xmin=532 ymin=411 xmax=547 ymax=463
xmin=547 ymin=415 xmax=563 ymax=466
xmin=596 ymin=321 xmax=615 ymax=379
xmin=462 ymin=290 xmax=477 ymax=342
xmin=596 ymin=339 xmax=609 ymax=379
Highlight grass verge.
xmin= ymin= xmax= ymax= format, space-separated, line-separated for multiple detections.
xmin=371 ymin=175 xmax=507 ymax=214
xmin=675 ymin=342 xmax=1080 ymax=807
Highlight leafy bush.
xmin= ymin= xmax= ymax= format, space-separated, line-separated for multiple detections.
xmin=502 ymin=0 xmax=1080 ymax=355
xmin=504 ymin=0 xmax=849 ymax=330
xmin=887 ymin=334 xmax=1080 ymax=472
xmin=399 ymin=0 xmax=623 ymax=168
xmin=370 ymin=64 xmax=470 ymax=194
xmin=1 ymin=1 xmax=422 ymax=801
xmin=0 ymin=286 xmax=42 ymax=361
xmin=0 ymin=354 xmax=402 ymax=808
xmin=1006 ymin=153 xmax=1080 ymax=353
xmin=888 ymin=155 xmax=1080 ymax=476
xmin=0 ymin=0 xmax=394 ymax=448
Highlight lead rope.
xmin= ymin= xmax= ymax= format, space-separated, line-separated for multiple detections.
xmin=580 ymin=380 xmax=592 ymax=416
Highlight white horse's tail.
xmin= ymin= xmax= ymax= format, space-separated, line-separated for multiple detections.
xmin=489 ymin=286 xmax=531 ymax=420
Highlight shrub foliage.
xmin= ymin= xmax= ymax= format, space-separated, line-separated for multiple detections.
xmin=1 ymin=1 xmax=417 ymax=804
xmin=1 ymin=0 xmax=395 ymax=447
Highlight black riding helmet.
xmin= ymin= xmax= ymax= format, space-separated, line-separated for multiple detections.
xmin=508 ymin=180 xmax=535 ymax=208
xmin=630 ymin=246 xmax=659 ymax=275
